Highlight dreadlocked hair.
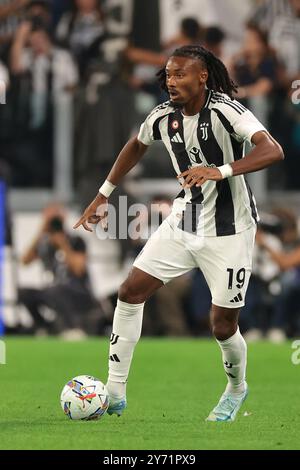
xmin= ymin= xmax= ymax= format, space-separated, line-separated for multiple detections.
xmin=157 ymin=45 xmax=238 ymax=100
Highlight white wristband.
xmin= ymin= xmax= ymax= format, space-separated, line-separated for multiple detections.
xmin=99 ymin=180 xmax=116 ymax=198
xmin=217 ymin=164 xmax=233 ymax=179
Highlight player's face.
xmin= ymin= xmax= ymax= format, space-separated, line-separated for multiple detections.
xmin=166 ymin=56 xmax=207 ymax=105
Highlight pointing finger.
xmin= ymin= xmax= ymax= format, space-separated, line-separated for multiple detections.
xmin=73 ymin=217 xmax=85 ymax=229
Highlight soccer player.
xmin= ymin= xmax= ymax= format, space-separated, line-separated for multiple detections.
xmin=74 ymin=45 xmax=284 ymax=422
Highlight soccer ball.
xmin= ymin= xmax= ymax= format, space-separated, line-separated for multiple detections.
xmin=60 ymin=375 xmax=109 ymax=420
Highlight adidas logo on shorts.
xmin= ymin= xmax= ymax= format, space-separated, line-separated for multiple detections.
xmin=230 ymin=293 xmax=243 ymax=303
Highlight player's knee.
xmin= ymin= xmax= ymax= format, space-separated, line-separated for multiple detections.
xmin=118 ymin=281 xmax=147 ymax=304
xmin=212 ymin=319 xmax=237 ymax=341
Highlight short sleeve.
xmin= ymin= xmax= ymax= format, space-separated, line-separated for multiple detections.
xmin=233 ymin=109 xmax=267 ymax=143
xmin=217 ymin=100 xmax=267 ymax=143
xmin=137 ymin=117 xmax=154 ymax=146
xmin=137 ymin=101 xmax=171 ymax=145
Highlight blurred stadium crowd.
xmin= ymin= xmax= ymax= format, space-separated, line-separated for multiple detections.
xmin=1 ymin=0 xmax=300 ymax=341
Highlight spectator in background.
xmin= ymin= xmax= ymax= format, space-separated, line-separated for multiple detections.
xmin=231 ymin=23 xmax=278 ymax=102
xmin=55 ymin=0 xmax=105 ymax=81
xmin=250 ymin=0 xmax=291 ymax=33
xmin=50 ymin=0 xmax=71 ymax=28
xmin=9 ymin=20 xmax=78 ymax=186
xmin=73 ymin=0 xmax=137 ymax=212
xmin=229 ymin=21 xmax=281 ymax=149
xmin=10 ymin=20 xmax=78 ymax=97
xmin=25 ymin=0 xmax=52 ymax=28
xmin=242 ymin=219 xmax=283 ymax=342
xmin=164 ymin=17 xmax=204 ymax=51
xmin=0 ymin=1 xmax=52 ymax=53
xmin=250 ymin=0 xmax=300 ymax=82
xmin=256 ymin=208 xmax=300 ymax=340
xmin=129 ymin=195 xmax=191 ymax=336
xmin=130 ymin=16 xmax=204 ymax=100
xmin=0 ymin=0 xmax=30 ymax=49
xmin=249 ymin=0 xmax=300 ymax=189
xmin=159 ymin=0 xmax=216 ymax=47
xmin=18 ymin=204 xmax=104 ymax=337
xmin=203 ymin=26 xmax=226 ymax=60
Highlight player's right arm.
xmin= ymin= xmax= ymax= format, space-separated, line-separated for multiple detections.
xmin=106 ymin=136 xmax=148 ymax=187
xmin=74 ymin=101 xmax=170 ymax=232
xmin=73 ymin=136 xmax=148 ymax=232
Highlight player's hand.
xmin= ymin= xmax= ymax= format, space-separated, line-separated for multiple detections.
xmin=177 ymin=166 xmax=223 ymax=188
xmin=73 ymin=194 xmax=108 ymax=233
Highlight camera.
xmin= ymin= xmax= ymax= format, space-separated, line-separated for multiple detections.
xmin=48 ymin=216 xmax=64 ymax=233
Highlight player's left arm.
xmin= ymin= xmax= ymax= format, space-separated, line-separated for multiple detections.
xmin=179 ymin=131 xmax=284 ymax=188
xmin=229 ymin=131 xmax=284 ymax=176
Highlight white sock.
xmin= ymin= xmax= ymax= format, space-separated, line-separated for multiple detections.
xmin=216 ymin=327 xmax=247 ymax=396
xmin=107 ymin=299 xmax=144 ymax=399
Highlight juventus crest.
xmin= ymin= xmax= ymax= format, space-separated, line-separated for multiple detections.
xmin=199 ymin=122 xmax=209 ymax=141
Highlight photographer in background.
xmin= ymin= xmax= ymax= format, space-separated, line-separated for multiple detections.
xmin=242 ymin=214 xmax=283 ymax=342
xmin=256 ymin=209 xmax=300 ymax=340
xmin=18 ymin=204 xmax=103 ymax=338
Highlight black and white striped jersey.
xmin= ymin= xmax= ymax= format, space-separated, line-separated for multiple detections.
xmin=137 ymin=90 xmax=267 ymax=237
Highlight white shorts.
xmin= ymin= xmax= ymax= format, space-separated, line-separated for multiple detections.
xmin=133 ymin=215 xmax=256 ymax=309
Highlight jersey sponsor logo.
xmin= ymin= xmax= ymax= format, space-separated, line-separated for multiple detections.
xmin=189 ymin=147 xmax=202 ymax=164
xmin=171 ymin=132 xmax=183 ymax=143
xmin=199 ymin=122 xmax=209 ymax=141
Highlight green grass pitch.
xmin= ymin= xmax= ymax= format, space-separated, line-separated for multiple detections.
xmin=0 ymin=337 xmax=299 ymax=450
